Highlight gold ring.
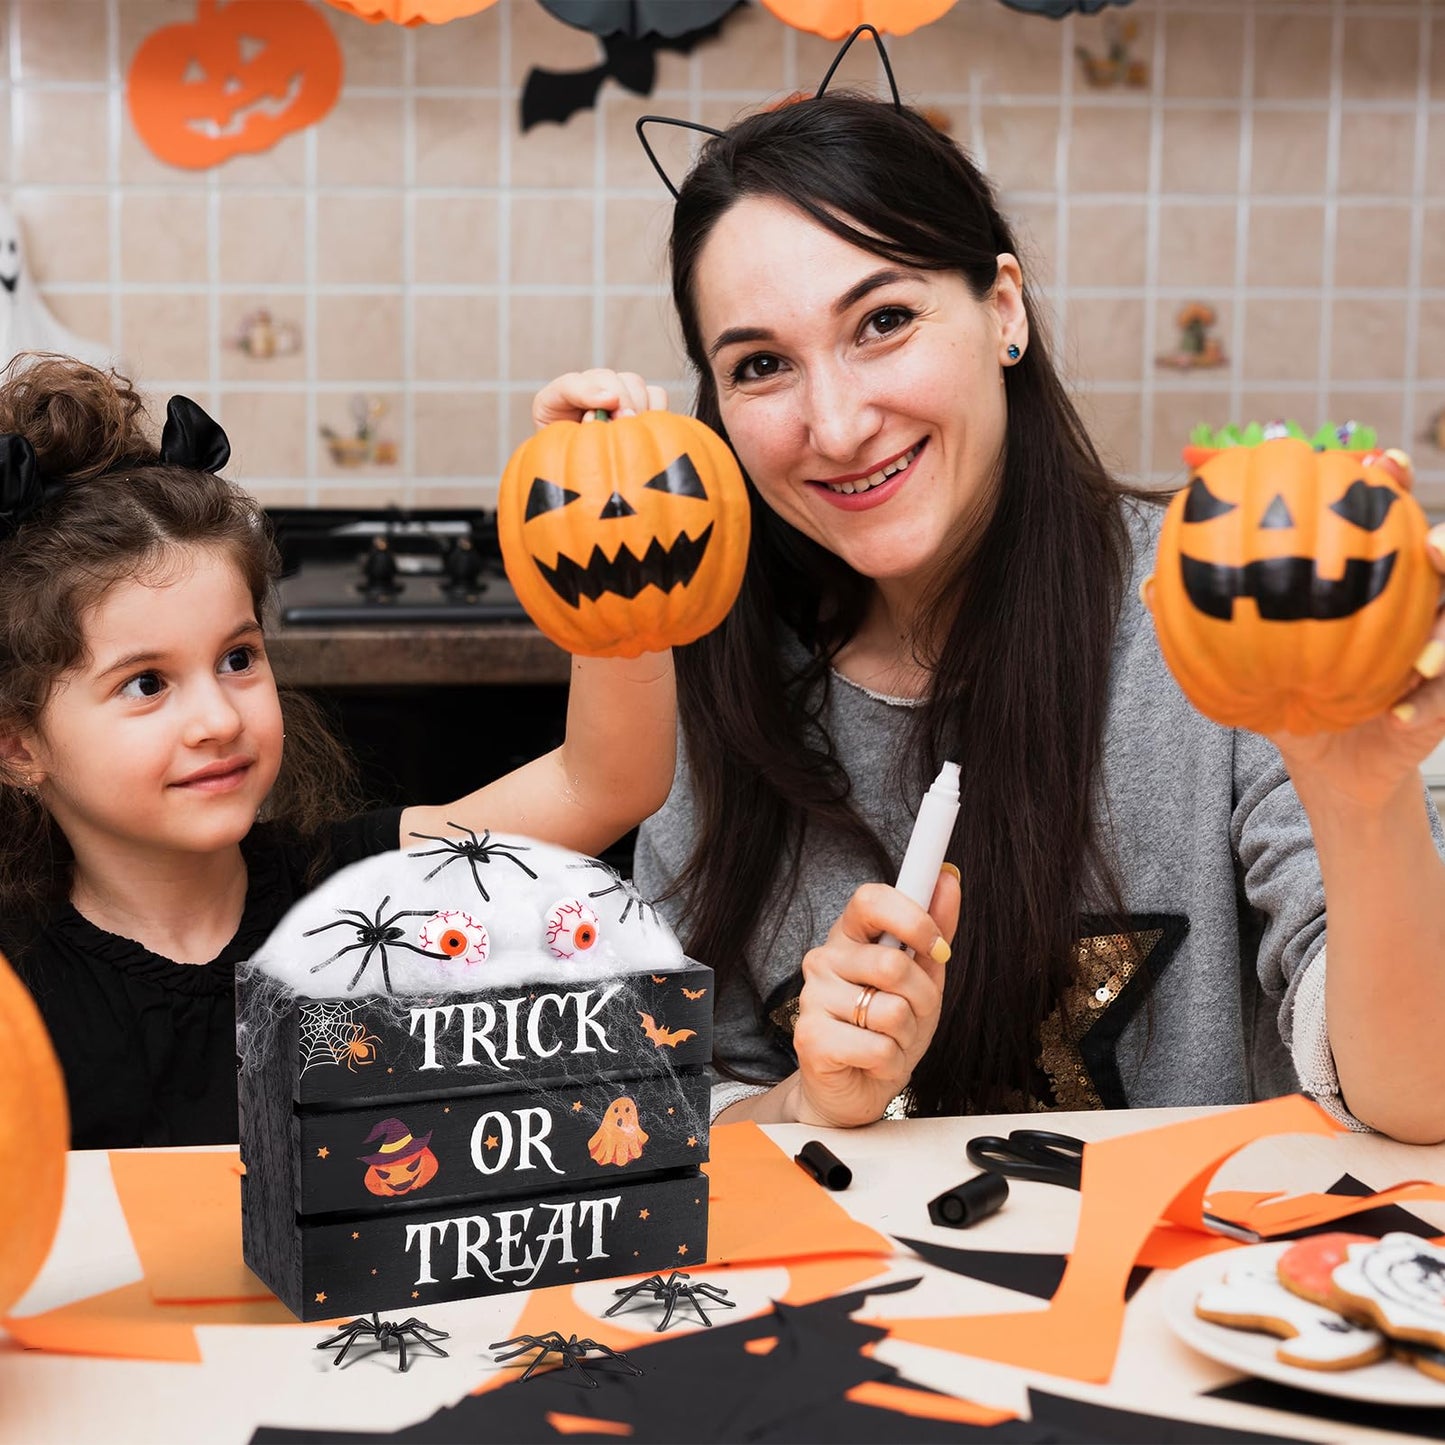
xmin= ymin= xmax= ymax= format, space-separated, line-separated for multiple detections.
xmin=852 ymin=985 xmax=878 ymax=1031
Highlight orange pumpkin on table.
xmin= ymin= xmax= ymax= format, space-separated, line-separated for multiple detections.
xmin=1143 ymin=434 xmax=1437 ymax=734
xmin=0 ymin=948 xmax=68 ymax=1318
xmin=127 ymin=1 xmax=343 ymax=171
xmin=498 ymin=411 xmax=750 ymax=659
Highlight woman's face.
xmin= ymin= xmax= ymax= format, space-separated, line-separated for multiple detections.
xmin=694 ymin=195 xmax=1027 ymax=591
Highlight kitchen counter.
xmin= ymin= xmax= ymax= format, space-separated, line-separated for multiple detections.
xmin=266 ymin=621 xmax=570 ymax=689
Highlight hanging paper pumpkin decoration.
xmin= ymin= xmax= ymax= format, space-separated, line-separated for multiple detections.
xmin=0 ymin=948 xmax=68 ymax=1317
xmin=498 ymin=411 xmax=751 ymax=659
xmin=1143 ymin=433 xmax=1438 ymax=734
xmin=127 ymin=1 xmax=343 ymax=171
xmin=320 ymin=0 xmax=498 ymax=24
xmin=757 ymin=0 xmax=957 ymax=39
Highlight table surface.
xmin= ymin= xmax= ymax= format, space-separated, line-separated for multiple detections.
xmin=4 ymin=1107 xmax=1444 ymax=1445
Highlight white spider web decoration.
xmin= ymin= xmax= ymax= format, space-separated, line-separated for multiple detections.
xmin=297 ymin=1000 xmax=368 ymax=1075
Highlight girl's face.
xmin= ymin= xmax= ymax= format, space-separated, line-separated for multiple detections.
xmin=21 ymin=546 xmax=284 ymax=866
xmin=694 ymin=195 xmax=1028 ymax=593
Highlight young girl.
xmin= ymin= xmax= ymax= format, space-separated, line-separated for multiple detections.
xmin=0 ymin=355 xmax=676 ymax=1150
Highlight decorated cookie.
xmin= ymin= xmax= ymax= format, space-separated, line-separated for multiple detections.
xmin=1195 ymin=1254 xmax=1387 ymax=1371
xmin=1276 ymin=1232 xmax=1376 ymax=1308
xmin=1330 ymin=1233 xmax=1445 ymax=1350
xmin=1394 ymin=1340 xmax=1445 ymax=1383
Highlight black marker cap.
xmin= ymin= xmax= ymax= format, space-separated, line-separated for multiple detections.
xmin=927 ymin=1171 xmax=1009 ymax=1229
xmin=794 ymin=1139 xmax=852 ymax=1190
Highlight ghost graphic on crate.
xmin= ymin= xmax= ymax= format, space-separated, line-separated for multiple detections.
xmin=0 ymin=203 xmax=112 ymax=371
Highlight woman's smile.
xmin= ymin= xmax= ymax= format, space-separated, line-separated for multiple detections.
xmin=812 ymin=439 xmax=926 ymax=510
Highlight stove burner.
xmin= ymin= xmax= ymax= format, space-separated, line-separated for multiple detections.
xmin=268 ymin=507 xmax=529 ymax=627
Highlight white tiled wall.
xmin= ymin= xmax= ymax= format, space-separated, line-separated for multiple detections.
xmin=6 ymin=0 xmax=1445 ymax=513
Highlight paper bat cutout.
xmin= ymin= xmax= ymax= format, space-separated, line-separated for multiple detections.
xmin=998 ymin=0 xmax=1134 ymax=16
xmin=682 ymin=987 xmax=708 ymax=1000
xmin=639 ymin=1011 xmax=697 ymax=1047
xmin=520 ymin=6 xmax=740 ymax=130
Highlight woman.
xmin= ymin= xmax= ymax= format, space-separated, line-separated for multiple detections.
xmin=535 ymin=91 xmax=1445 ymax=1142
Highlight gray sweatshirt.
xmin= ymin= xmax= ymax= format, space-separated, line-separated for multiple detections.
xmin=634 ymin=500 xmax=1440 ymax=1122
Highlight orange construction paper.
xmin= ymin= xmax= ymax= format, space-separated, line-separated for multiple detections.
xmin=128 ymin=1 xmax=343 ymax=171
xmin=702 ymin=1121 xmax=892 ymax=1267
xmin=3 ymin=1280 xmax=298 ymax=1362
xmin=546 ymin=1413 xmax=633 ymax=1437
xmin=878 ymin=1094 xmax=1340 ymax=1383
xmin=108 ymin=1150 xmax=271 ymax=1304
xmin=1205 ymin=1181 xmax=1445 ymax=1238
xmin=845 ymin=1380 xmax=1015 ymax=1426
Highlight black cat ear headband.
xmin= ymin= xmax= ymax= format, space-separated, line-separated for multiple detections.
xmin=0 ymin=394 xmax=230 ymax=544
xmin=636 ymin=22 xmax=902 ymax=200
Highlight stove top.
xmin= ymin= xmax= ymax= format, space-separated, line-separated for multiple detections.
xmin=268 ymin=507 xmax=529 ymax=627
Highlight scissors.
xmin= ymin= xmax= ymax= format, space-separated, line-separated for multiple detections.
xmin=964 ymin=1128 xmax=1260 ymax=1242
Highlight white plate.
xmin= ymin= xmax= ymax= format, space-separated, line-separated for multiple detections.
xmin=1160 ymin=1241 xmax=1445 ymax=1407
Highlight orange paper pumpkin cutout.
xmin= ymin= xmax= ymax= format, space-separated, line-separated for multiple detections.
xmin=127 ymin=1 xmax=343 ymax=171
xmin=321 ymin=0 xmax=498 ymax=23
xmin=1145 ymin=437 xmax=1437 ymax=734
xmin=758 ymin=0 xmax=957 ymax=38
xmin=0 ymin=949 xmax=68 ymax=1317
xmin=498 ymin=411 xmax=751 ymax=659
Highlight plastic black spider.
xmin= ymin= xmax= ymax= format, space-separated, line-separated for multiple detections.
xmin=408 ymin=825 xmax=538 ymax=901
xmin=569 ymin=857 xmax=659 ymax=926
xmin=604 ymin=1270 xmax=735 ymax=1331
xmin=490 ymin=1330 xmax=644 ymax=1388
xmin=304 ymin=896 xmax=445 ymax=992
xmin=316 ymin=1312 xmax=450 ymax=1372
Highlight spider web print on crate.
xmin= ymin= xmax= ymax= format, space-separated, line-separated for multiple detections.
xmin=235 ymin=832 xmax=714 ymax=1321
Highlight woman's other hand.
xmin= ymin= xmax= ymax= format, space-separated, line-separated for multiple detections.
xmin=532 ymin=369 xmax=669 ymax=428
xmin=788 ymin=869 xmax=961 ymax=1128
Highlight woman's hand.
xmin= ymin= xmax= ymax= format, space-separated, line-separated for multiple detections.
xmin=532 ymin=369 xmax=669 ymax=427
xmin=788 ymin=869 xmax=961 ymax=1128
xmin=1268 ymin=460 xmax=1445 ymax=813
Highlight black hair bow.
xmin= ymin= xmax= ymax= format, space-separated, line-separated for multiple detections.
xmin=0 ymin=394 xmax=230 ymax=544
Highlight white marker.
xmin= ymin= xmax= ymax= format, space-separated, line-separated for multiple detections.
xmin=878 ymin=760 xmax=961 ymax=950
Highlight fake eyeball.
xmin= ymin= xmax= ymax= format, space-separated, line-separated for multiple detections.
xmin=544 ymin=898 xmax=599 ymax=960
xmin=418 ymin=910 xmax=489 ymax=966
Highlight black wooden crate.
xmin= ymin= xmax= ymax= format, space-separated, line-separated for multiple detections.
xmin=245 ymin=1170 xmax=710 ymax=1320
xmin=239 ymin=962 xmax=713 ymax=1320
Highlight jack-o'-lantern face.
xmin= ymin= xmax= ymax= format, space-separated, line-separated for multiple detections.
xmin=127 ymin=1 xmax=343 ymax=171
xmin=498 ymin=412 xmax=751 ymax=659
xmin=1145 ymin=437 xmax=1437 ymax=733
xmin=363 ymin=1147 xmax=439 ymax=1197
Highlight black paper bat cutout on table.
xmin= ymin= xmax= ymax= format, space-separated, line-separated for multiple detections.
xmin=521 ymin=1 xmax=742 ymax=130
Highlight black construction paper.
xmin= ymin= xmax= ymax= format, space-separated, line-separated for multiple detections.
xmin=894 ymin=1236 xmax=1151 ymax=1302
xmin=1027 ymin=1389 xmax=1305 ymax=1443
xmin=1271 ymin=1173 xmax=1445 ymax=1242
xmin=1205 ymin=1378 xmax=1445 ymax=1441
xmin=997 ymin=0 xmax=1134 ymax=16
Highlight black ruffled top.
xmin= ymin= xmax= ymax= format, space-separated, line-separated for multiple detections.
xmin=1 ymin=810 xmax=402 ymax=1149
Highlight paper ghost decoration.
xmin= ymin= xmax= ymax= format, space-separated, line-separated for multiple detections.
xmin=587 ymin=1095 xmax=650 ymax=1166
xmin=0 ymin=204 xmax=113 ymax=373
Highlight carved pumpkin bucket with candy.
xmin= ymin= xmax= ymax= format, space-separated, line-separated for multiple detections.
xmin=1143 ymin=423 xmax=1438 ymax=734
xmin=499 ymin=410 xmax=750 ymax=659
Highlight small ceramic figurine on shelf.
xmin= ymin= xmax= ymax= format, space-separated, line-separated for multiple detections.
xmin=1156 ymin=302 xmax=1227 ymax=370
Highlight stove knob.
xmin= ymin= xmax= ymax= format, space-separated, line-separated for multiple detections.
xmin=442 ymin=536 xmax=486 ymax=601
xmin=357 ymin=536 xmax=403 ymax=600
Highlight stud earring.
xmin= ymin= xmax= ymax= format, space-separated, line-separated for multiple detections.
xmin=1006 ymin=344 xmax=1021 ymax=362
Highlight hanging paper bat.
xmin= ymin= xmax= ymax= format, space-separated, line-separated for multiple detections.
xmin=639 ymin=1011 xmax=697 ymax=1048
xmin=681 ymin=987 xmax=708 ymax=1000
xmin=521 ymin=3 xmax=742 ymax=130
xmin=997 ymin=0 xmax=1133 ymax=16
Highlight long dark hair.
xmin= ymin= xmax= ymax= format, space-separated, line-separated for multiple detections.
xmin=0 ymin=355 xmax=360 ymax=922
xmin=665 ymin=96 xmax=1133 ymax=1114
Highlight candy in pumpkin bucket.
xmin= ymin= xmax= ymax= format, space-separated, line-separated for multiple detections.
xmin=498 ymin=410 xmax=751 ymax=659
xmin=1142 ymin=423 xmax=1438 ymax=734
xmin=0 ymin=947 xmax=68 ymax=1318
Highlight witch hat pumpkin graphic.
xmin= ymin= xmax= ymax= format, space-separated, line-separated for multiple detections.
xmin=358 ymin=1117 xmax=439 ymax=1197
